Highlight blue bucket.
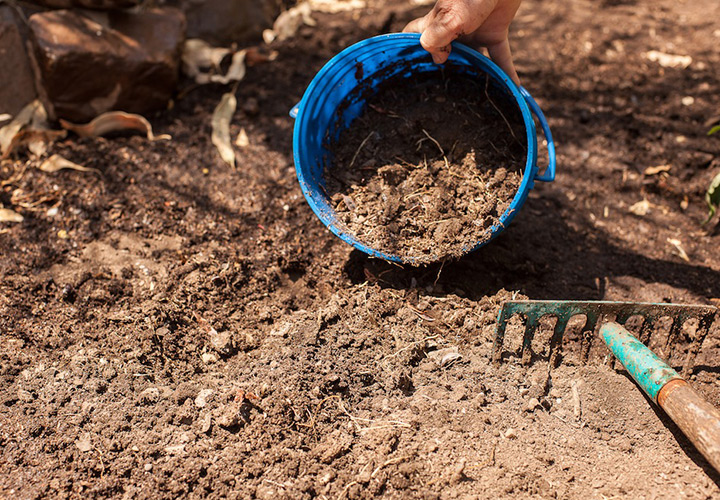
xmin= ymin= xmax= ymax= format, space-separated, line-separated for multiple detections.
xmin=291 ymin=33 xmax=556 ymax=264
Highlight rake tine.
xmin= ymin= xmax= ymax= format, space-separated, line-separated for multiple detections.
xmin=549 ymin=315 xmax=569 ymax=368
xmin=639 ymin=317 xmax=653 ymax=345
xmin=493 ymin=300 xmax=717 ymax=370
xmin=492 ymin=304 xmax=512 ymax=364
xmin=665 ymin=316 xmax=684 ymax=363
xmin=615 ymin=310 xmax=632 ymax=326
xmin=682 ymin=313 xmax=715 ymax=377
xmin=521 ymin=315 xmax=541 ymax=365
xmin=580 ymin=313 xmax=599 ymax=363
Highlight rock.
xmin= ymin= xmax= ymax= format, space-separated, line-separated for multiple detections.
xmin=215 ymin=403 xmax=239 ymax=428
xmin=194 ymin=388 xmax=214 ymax=408
xmin=201 ymin=352 xmax=218 ymax=364
xmin=504 ymin=428 xmax=518 ymax=439
xmin=0 ymin=6 xmax=38 ymax=115
xmin=139 ymin=387 xmax=160 ymax=404
xmin=164 ymin=444 xmax=186 ymax=454
xmin=525 ymin=397 xmax=541 ymax=412
xmin=200 ymin=413 xmax=212 ymax=433
xmin=75 ymin=434 xmax=93 ymax=452
xmin=17 ymin=389 xmax=35 ymax=403
xmin=427 ymin=346 xmax=461 ymax=367
xmin=182 ymin=0 xmax=279 ymax=46
xmin=28 ymin=7 xmax=186 ymax=122
xmin=29 ymin=0 xmax=142 ymax=10
xmin=209 ymin=328 xmax=234 ymax=355
xmin=449 ymin=459 xmax=466 ymax=484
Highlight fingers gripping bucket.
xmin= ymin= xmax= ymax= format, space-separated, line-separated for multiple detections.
xmin=291 ymin=33 xmax=556 ymax=264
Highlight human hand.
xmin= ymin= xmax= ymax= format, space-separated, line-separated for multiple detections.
xmin=403 ymin=0 xmax=522 ymax=84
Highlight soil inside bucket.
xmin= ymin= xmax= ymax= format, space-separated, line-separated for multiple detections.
xmin=324 ymin=68 xmax=528 ymax=264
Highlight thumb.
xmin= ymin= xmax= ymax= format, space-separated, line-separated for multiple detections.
xmin=419 ymin=7 xmax=465 ymax=64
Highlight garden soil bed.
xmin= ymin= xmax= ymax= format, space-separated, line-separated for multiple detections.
xmin=2 ymin=0 xmax=720 ymax=498
xmin=325 ymin=71 xmax=526 ymax=263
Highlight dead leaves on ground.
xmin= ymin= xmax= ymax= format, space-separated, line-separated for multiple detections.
xmin=211 ymin=92 xmax=237 ymax=169
xmin=59 ymin=111 xmax=171 ymax=141
xmin=182 ymin=39 xmax=277 ymax=86
xmin=0 ymin=100 xmax=51 ymax=158
xmin=0 ymin=206 xmax=24 ymax=223
xmin=0 ymin=102 xmax=169 ymax=178
xmin=39 ymin=154 xmax=99 ymax=175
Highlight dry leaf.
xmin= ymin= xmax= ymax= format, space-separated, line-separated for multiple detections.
xmin=182 ymin=39 xmax=231 ymax=81
xmin=271 ymin=3 xmax=316 ymax=42
xmin=0 ymin=207 xmax=23 ymax=223
xmin=703 ymin=171 xmax=720 ymax=224
xmin=236 ymin=128 xmax=249 ymax=148
xmin=644 ymin=164 xmax=671 ymax=176
xmin=262 ymin=29 xmax=276 ymax=44
xmin=667 ymin=238 xmax=689 ymax=262
xmin=60 ymin=112 xmax=170 ymax=141
xmin=212 ymin=93 xmax=237 ymax=169
xmin=0 ymin=100 xmax=47 ymax=155
xmin=39 ymin=154 xmax=99 ymax=174
xmin=204 ymin=50 xmax=247 ymax=85
xmin=645 ymin=51 xmax=692 ymax=69
xmin=629 ymin=199 xmax=651 ymax=216
xmin=308 ymin=0 xmax=366 ymax=12
xmin=183 ymin=39 xmax=276 ymax=85
xmin=680 ymin=195 xmax=689 ymax=211
xmin=1 ymin=129 xmax=67 ymax=160
xmin=75 ymin=434 xmax=92 ymax=452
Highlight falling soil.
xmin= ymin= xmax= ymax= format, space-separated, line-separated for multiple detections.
xmin=325 ymin=70 xmax=526 ymax=264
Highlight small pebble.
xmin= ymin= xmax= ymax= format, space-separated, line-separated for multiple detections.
xmin=144 ymin=463 xmax=153 ymax=472
xmin=201 ymin=352 xmax=218 ymax=364
xmin=216 ymin=404 xmax=239 ymax=428
xmin=441 ymin=352 xmax=462 ymax=367
xmin=525 ymin=397 xmax=541 ymax=412
xmin=504 ymin=428 xmax=518 ymax=439
xmin=200 ymin=414 xmax=212 ymax=433
xmin=139 ymin=387 xmax=160 ymax=404
xmin=449 ymin=460 xmax=466 ymax=484
xmin=209 ymin=329 xmax=233 ymax=355
xmin=195 ymin=389 xmax=214 ymax=408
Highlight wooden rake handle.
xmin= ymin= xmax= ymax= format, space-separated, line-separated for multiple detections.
xmin=601 ymin=322 xmax=720 ymax=473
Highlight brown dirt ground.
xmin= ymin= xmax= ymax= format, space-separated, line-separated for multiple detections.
xmin=2 ymin=0 xmax=720 ymax=498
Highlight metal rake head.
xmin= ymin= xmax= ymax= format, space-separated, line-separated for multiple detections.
xmin=493 ymin=300 xmax=717 ymax=375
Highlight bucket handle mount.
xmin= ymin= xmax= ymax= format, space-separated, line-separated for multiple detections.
xmin=520 ymin=87 xmax=556 ymax=183
xmin=290 ymin=88 xmax=557 ymax=183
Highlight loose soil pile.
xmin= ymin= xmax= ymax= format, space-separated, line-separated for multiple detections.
xmin=326 ymin=71 xmax=526 ymax=263
xmin=2 ymin=0 xmax=720 ymax=498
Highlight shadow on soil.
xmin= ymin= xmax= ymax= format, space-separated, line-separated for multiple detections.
xmin=342 ymin=195 xmax=720 ymax=302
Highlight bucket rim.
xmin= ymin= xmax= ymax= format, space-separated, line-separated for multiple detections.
xmin=293 ymin=32 xmax=539 ymax=265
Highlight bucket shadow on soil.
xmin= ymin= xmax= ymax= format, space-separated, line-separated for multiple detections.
xmin=342 ymin=194 xmax=720 ymax=302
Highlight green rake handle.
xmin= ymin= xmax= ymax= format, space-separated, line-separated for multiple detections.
xmin=601 ymin=322 xmax=720 ymax=473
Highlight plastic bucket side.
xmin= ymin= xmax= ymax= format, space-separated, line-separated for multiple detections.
xmin=292 ymin=33 xmax=553 ymax=264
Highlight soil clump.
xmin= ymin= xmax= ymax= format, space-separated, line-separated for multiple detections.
xmin=325 ymin=70 xmax=527 ymax=263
